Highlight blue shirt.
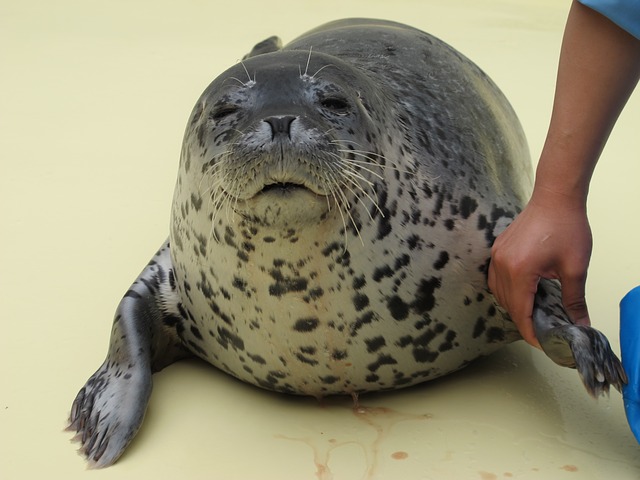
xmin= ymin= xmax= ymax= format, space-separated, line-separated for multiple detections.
xmin=579 ymin=0 xmax=640 ymax=39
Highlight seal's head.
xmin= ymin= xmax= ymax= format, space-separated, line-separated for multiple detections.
xmin=179 ymin=51 xmax=389 ymax=230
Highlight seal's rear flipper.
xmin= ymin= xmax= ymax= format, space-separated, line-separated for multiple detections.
xmin=620 ymin=286 xmax=640 ymax=443
xmin=243 ymin=36 xmax=283 ymax=59
xmin=532 ymin=278 xmax=627 ymax=397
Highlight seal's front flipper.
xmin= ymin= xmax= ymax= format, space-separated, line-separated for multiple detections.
xmin=243 ymin=36 xmax=283 ymax=59
xmin=68 ymin=240 xmax=189 ymax=467
xmin=532 ymin=278 xmax=627 ymax=398
xmin=68 ymin=359 xmax=151 ymax=468
xmin=620 ymin=286 xmax=640 ymax=443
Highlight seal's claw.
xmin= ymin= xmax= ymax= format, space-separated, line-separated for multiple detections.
xmin=540 ymin=324 xmax=627 ymax=397
xmin=532 ymin=279 xmax=627 ymax=397
xmin=68 ymin=360 xmax=152 ymax=468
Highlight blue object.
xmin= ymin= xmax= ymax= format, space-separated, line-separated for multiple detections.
xmin=620 ymin=285 xmax=640 ymax=443
xmin=579 ymin=0 xmax=640 ymax=40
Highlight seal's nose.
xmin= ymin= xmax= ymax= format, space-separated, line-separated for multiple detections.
xmin=264 ymin=115 xmax=297 ymax=140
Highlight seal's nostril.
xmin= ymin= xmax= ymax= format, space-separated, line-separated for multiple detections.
xmin=264 ymin=115 xmax=297 ymax=140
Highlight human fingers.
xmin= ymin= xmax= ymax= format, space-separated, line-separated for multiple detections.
xmin=560 ymin=271 xmax=591 ymax=327
xmin=488 ymin=253 xmax=541 ymax=348
xmin=506 ymin=275 xmax=540 ymax=348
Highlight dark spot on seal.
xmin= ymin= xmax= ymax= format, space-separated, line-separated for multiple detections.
xmin=232 ymin=276 xmax=247 ymax=291
xmin=197 ymin=271 xmax=215 ymax=299
xmin=322 ymin=242 xmax=342 ymax=257
xmin=377 ymin=216 xmax=392 ymax=240
xmin=406 ymin=234 xmax=421 ymax=250
xmin=353 ymin=275 xmax=366 ymax=290
xmin=188 ymin=341 xmax=207 ymax=357
xmin=304 ymin=287 xmax=324 ymax=302
xmin=293 ymin=317 xmax=319 ymax=332
xmin=366 ymin=336 xmax=386 ymax=353
xmin=124 ymin=290 xmax=143 ymax=300
xmin=321 ymin=375 xmax=339 ymax=385
xmin=163 ymin=313 xmax=185 ymax=334
xmin=248 ymin=353 xmax=267 ymax=365
xmin=216 ymin=326 xmax=245 ymax=351
xmin=479 ymin=257 xmax=491 ymax=275
xmin=438 ymin=330 xmax=457 ymax=352
xmin=472 ymin=317 xmax=487 ymax=338
xmin=412 ymin=348 xmax=438 ymax=363
xmin=296 ymin=353 xmax=318 ymax=366
xmin=491 ymin=205 xmax=509 ymax=222
xmin=373 ymin=265 xmax=394 ymax=282
xmin=477 ymin=214 xmax=488 ymax=230
xmin=350 ymin=311 xmax=375 ymax=335
xmin=393 ymin=373 xmax=412 ymax=386
xmin=396 ymin=335 xmax=413 ymax=348
xmin=411 ymin=277 xmax=440 ymax=314
xmin=433 ymin=251 xmax=449 ymax=270
xmin=367 ymin=354 xmax=398 ymax=372
xmin=190 ymin=325 xmax=203 ymax=340
xmin=353 ymin=293 xmax=370 ymax=311
xmin=268 ymin=273 xmax=308 ymax=297
xmin=459 ymin=196 xmax=478 ymax=219
xmin=332 ymin=349 xmax=348 ymax=360
xmin=190 ymin=193 xmax=203 ymax=212
xmin=432 ymin=192 xmax=445 ymax=216
xmin=388 ymin=295 xmax=410 ymax=320
xmin=486 ymin=327 xmax=505 ymax=343
xmin=394 ymin=254 xmax=410 ymax=270
xmin=224 ymin=226 xmax=237 ymax=248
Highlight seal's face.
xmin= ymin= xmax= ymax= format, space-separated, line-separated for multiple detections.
xmin=187 ymin=52 xmax=385 ymax=229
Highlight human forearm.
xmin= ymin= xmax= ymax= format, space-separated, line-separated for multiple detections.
xmin=534 ymin=0 xmax=640 ymax=207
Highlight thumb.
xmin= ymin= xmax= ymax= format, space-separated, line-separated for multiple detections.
xmin=560 ymin=275 xmax=591 ymax=326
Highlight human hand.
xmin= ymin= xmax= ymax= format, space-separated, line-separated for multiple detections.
xmin=488 ymin=192 xmax=593 ymax=347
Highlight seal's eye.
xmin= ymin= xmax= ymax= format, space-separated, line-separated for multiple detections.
xmin=211 ymin=105 xmax=239 ymax=121
xmin=320 ymin=97 xmax=350 ymax=114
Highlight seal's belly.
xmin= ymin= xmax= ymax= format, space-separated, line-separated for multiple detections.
xmin=173 ymin=226 xmax=511 ymax=397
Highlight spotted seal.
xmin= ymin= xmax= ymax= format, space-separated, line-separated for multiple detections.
xmin=68 ymin=19 xmax=626 ymax=467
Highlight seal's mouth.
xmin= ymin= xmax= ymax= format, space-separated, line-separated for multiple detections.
xmin=254 ymin=178 xmax=331 ymax=198
xmin=259 ymin=182 xmax=308 ymax=195
xmin=229 ymin=177 xmax=331 ymax=226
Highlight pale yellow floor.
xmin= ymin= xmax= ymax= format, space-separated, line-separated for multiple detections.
xmin=2 ymin=0 xmax=640 ymax=479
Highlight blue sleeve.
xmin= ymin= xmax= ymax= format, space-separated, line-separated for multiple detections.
xmin=620 ymin=286 xmax=640 ymax=443
xmin=579 ymin=0 xmax=640 ymax=39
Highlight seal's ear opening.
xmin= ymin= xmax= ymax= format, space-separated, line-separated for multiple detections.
xmin=243 ymin=36 xmax=283 ymax=59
